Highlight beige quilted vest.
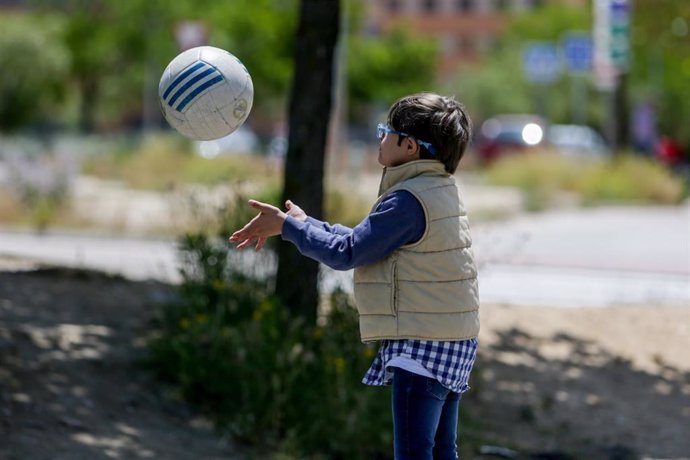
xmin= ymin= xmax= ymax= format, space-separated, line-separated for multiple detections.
xmin=353 ymin=160 xmax=480 ymax=343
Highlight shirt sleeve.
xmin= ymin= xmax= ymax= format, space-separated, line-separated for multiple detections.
xmin=281 ymin=191 xmax=425 ymax=271
xmin=304 ymin=216 xmax=353 ymax=236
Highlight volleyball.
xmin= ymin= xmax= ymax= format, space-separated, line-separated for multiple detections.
xmin=158 ymin=46 xmax=254 ymax=141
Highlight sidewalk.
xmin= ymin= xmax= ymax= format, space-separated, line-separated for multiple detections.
xmin=2 ymin=201 xmax=688 ymax=308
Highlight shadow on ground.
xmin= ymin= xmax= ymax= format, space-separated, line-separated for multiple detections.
xmin=0 ymin=268 xmax=248 ymax=460
xmin=465 ymin=326 xmax=690 ymax=459
xmin=1 ymin=268 xmax=688 ymax=460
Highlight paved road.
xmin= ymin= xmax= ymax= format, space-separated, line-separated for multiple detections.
xmin=1 ymin=204 xmax=688 ymax=308
xmin=473 ymin=204 xmax=690 ymax=307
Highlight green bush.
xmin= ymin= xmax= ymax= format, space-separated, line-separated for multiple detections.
xmin=325 ymin=187 xmax=371 ymax=228
xmin=148 ymin=233 xmax=391 ymax=459
xmin=0 ymin=13 xmax=70 ymax=131
xmin=486 ymin=152 xmax=687 ymax=209
xmin=578 ymin=156 xmax=687 ymax=205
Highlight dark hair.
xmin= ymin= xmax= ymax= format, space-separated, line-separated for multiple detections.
xmin=387 ymin=92 xmax=472 ymax=174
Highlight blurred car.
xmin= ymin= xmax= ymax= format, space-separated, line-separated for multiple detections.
xmin=547 ymin=124 xmax=609 ymax=159
xmin=195 ymin=125 xmax=260 ymax=159
xmin=477 ymin=114 xmax=547 ymax=164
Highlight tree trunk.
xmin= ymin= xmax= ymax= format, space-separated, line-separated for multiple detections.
xmin=275 ymin=0 xmax=340 ymax=322
xmin=613 ymin=72 xmax=629 ymax=151
xmin=79 ymin=77 xmax=98 ymax=133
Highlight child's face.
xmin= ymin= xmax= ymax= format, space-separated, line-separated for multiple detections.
xmin=377 ymin=125 xmax=420 ymax=168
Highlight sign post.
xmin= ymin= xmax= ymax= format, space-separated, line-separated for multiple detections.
xmin=593 ymin=0 xmax=630 ymax=150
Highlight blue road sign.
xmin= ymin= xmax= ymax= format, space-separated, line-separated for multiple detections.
xmin=522 ymin=42 xmax=561 ymax=84
xmin=562 ymin=33 xmax=593 ymax=74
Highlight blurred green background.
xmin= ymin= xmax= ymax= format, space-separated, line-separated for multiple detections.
xmin=1 ymin=1 xmax=689 ymax=459
xmin=0 ymin=0 xmax=687 ymax=144
xmin=0 ymin=0 xmax=688 ymax=234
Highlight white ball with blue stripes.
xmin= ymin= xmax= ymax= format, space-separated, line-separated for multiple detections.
xmin=158 ymin=46 xmax=253 ymax=140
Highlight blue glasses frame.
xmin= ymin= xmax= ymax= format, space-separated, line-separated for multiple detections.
xmin=376 ymin=123 xmax=438 ymax=156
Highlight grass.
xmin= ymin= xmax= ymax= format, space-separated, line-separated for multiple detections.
xmin=0 ymin=187 xmax=90 ymax=232
xmin=82 ymin=134 xmax=374 ymax=230
xmin=485 ymin=151 xmax=687 ymax=211
xmin=82 ymin=135 xmax=280 ymax=191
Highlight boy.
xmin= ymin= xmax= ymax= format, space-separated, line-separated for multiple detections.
xmin=229 ymin=92 xmax=478 ymax=460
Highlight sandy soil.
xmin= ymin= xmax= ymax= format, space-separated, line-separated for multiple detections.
xmin=467 ymin=304 xmax=690 ymax=459
xmin=1 ymin=265 xmax=688 ymax=460
xmin=0 ymin=267 xmax=251 ymax=460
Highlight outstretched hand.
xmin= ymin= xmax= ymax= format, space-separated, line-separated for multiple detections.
xmin=284 ymin=200 xmax=307 ymax=222
xmin=228 ymin=199 xmax=307 ymax=251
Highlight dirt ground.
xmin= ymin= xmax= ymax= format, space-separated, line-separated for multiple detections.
xmin=469 ymin=304 xmax=690 ymax=459
xmin=0 ymin=264 xmax=252 ymax=460
xmin=0 ymin=262 xmax=688 ymax=460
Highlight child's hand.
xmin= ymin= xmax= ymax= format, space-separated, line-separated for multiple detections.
xmin=228 ymin=200 xmax=287 ymax=251
xmin=285 ymin=200 xmax=307 ymax=222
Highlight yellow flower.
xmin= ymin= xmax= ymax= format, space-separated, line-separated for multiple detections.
xmin=179 ymin=318 xmax=190 ymax=329
xmin=253 ymin=300 xmax=273 ymax=322
xmin=195 ymin=314 xmax=208 ymax=324
xmin=212 ymin=279 xmax=226 ymax=292
xmin=334 ymin=357 xmax=346 ymax=375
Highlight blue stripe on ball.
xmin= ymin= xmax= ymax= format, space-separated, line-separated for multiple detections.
xmin=175 ymin=75 xmax=225 ymax=112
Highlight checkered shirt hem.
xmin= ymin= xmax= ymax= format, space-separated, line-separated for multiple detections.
xmin=362 ymin=338 xmax=478 ymax=394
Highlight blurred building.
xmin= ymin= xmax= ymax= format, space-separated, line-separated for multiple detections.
xmin=365 ymin=0 xmax=585 ymax=78
xmin=0 ymin=0 xmax=25 ymax=8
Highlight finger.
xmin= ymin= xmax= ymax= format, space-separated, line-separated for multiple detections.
xmin=229 ymin=229 xmax=250 ymax=241
xmin=230 ymin=214 xmax=263 ymax=241
xmin=285 ymin=200 xmax=293 ymax=209
xmin=236 ymin=237 xmax=255 ymax=250
xmin=229 ymin=233 xmax=248 ymax=242
xmin=255 ymin=237 xmax=266 ymax=252
xmin=248 ymin=200 xmax=275 ymax=213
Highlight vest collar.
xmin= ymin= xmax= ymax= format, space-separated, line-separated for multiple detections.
xmin=378 ymin=160 xmax=448 ymax=195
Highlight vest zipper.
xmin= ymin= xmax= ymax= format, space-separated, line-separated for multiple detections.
xmin=390 ymin=259 xmax=398 ymax=316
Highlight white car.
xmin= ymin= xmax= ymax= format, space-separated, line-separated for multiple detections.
xmin=195 ymin=126 xmax=260 ymax=159
xmin=547 ymin=124 xmax=609 ymax=158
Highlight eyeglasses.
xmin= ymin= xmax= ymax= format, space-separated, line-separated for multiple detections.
xmin=376 ymin=123 xmax=438 ymax=156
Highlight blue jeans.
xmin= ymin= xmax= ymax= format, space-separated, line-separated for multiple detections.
xmin=392 ymin=367 xmax=461 ymax=460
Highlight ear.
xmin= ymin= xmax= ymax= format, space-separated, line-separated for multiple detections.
xmin=405 ymin=137 xmax=420 ymax=157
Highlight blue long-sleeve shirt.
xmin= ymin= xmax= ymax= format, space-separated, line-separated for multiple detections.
xmin=281 ymin=191 xmax=425 ymax=270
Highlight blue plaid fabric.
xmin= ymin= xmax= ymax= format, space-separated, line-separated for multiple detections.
xmin=362 ymin=339 xmax=478 ymax=394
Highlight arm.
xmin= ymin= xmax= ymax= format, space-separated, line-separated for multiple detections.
xmin=305 ymin=216 xmax=353 ymax=236
xmin=281 ymin=191 xmax=424 ymax=270
xmin=227 ymin=199 xmax=353 ymax=250
xmin=228 ymin=192 xmax=425 ymax=270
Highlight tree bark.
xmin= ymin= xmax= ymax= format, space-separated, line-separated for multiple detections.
xmin=275 ymin=0 xmax=340 ymax=322
xmin=79 ymin=77 xmax=98 ymax=133
xmin=613 ymin=72 xmax=629 ymax=151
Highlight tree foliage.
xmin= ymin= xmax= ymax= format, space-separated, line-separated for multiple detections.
xmin=347 ymin=26 xmax=437 ymax=120
xmin=629 ymin=0 xmax=690 ymax=145
xmin=0 ymin=13 xmax=70 ymax=131
xmin=5 ymin=0 xmax=435 ymax=134
xmin=204 ymin=0 xmax=298 ymax=114
xmin=506 ymin=3 xmax=589 ymax=41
